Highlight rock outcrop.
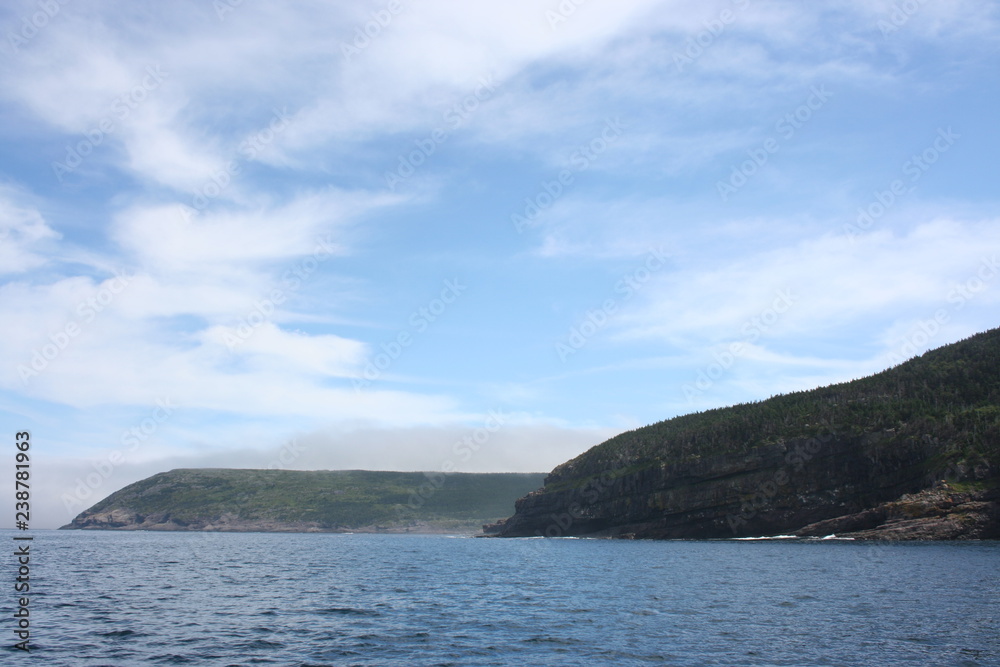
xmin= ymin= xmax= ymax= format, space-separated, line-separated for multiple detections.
xmin=794 ymin=485 xmax=1000 ymax=540
xmin=64 ymin=508 xmax=329 ymax=532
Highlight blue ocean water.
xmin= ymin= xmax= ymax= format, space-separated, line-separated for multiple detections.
xmin=5 ymin=530 xmax=999 ymax=666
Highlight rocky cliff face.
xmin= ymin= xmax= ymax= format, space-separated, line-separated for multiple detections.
xmin=489 ymin=328 xmax=1000 ymax=541
xmin=488 ymin=431 xmax=996 ymax=539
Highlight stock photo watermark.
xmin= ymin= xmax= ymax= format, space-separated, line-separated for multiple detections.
xmin=717 ymin=85 xmax=832 ymax=202
xmin=682 ymin=289 xmax=796 ymax=402
xmin=384 ymin=76 xmax=499 ymax=191
xmin=519 ymin=456 xmax=631 ymax=545
xmin=877 ymin=0 xmax=928 ymax=38
xmin=556 ymin=247 xmax=669 ymax=362
xmin=213 ymin=0 xmax=244 ymax=21
xmin=545 ymin=0 xmax=590 ymax=30
xmin=60 ymin=397 xmax=177 ymax=515
xmin=5 ymin=0 xmax=70 ymax=55
xmin=13 ymin=430 xmax=32 ymax=652
xmin=843 ymin=127 xmax=958 ymax=243
xmin=537 ymin=470 xmax=615 ymax=538
xmin=16 ymin=270 xmax=133 ymax=384
xmin=511 ymin=117 xmax=626 ymax=233
xmin=726 ymin=421 xmax=837 ymax=534
xmin=883 ymin=255 xmax=997 ymax=366
xmin=263 ymin=438 xmax=306 ymax=470
xmin=340 ymin=0 xmax=407 ymax=61
xmin=407 ymin=409 xmax=507 ymax=509
xmin=673 ymin=0 xmax=752 ymax=73
xmin=353 ymin=278 xmax=467 ymax=390
xmin=179 ymin=106 xmax=292 ymax=220
xmin=223 ymin=235 xmax=337 ymax=350
xmin=51 ymin=65 xmax=168 ymax=183
xmin=232 ymin=439 xmax=308 ymax=487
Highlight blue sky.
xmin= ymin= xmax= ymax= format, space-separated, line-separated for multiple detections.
xmin=1 ymin=0 xmax=998 ymax=528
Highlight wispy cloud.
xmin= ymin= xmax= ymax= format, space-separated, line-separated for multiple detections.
xmin=0 ymin=0 xmax=997 ymax=527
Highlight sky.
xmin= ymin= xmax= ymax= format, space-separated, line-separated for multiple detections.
xmin=0 ymin=0 xmax=998 ymax=529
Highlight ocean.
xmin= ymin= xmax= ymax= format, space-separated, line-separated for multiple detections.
xmin=7 ymin=530 xmax=999 ymax=666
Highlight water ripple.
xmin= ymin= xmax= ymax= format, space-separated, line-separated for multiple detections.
xmin=11 ymin=530 xmax=1000 ymax=666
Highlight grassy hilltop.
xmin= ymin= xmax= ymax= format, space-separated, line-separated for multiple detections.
xmin=63 ymin=469 xmax=546 ymax=533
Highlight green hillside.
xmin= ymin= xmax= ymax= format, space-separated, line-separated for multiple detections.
xmin=64 ymin=469 xmax=546 ymax=532
xmin=550 ymin=327 xmax=1000 ymax=492
xmin=493 ymin=327 xmax=1000 ymax=539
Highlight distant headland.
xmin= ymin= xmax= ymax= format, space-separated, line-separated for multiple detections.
xmin=62 ymin=469 xmax=546 ymax=534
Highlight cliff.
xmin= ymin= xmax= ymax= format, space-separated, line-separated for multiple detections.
xmin=62 ymin=469 xmax=546 ymax=533
xmin=489 ymin=327 xmax=1000 ymax=540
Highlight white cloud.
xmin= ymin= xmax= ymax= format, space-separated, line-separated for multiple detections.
xmin=203 ymin=322 xmax=366 ymax=378
xmin=617 ymin=218 xmax=1000 ymax=344
xmin=0 ymin=186 xmax=61 ymax=273
xmin=0 ymin=273 xmax=459 ymax=422
xmin=0 ymin=0 xmax=998 ymax=534
xmin=114 ymin=196 xmax=344 ymax=273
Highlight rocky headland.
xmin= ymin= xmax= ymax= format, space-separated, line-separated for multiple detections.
xmin=487 ymin=327 xmax=1000 ymax=540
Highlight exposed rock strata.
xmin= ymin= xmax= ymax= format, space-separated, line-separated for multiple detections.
xmin=488 ymin=436 xmax=998 ymax=540
xmin=794 ymin=486 xmax=1000 ymax=540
